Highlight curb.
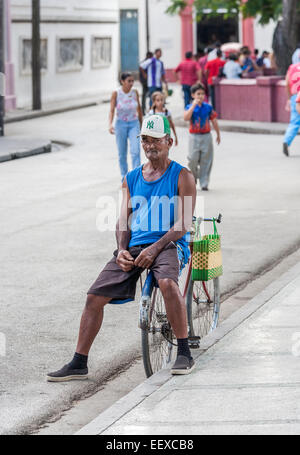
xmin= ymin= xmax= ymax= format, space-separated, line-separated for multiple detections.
xmin=4 ymin=98 xmax=111 ymax=125
xmin=0 ymin=142 xmax=52 ymax=163
xmin=75 ymin=259 xmax=300 ymax=435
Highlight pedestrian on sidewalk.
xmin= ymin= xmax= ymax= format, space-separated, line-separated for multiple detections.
xmin=139 ymin=51 xmax=153 ymax=115
xmin=109 ymin=73 xmax=143 ymax=181
xmin=139 ymin=49 xmax=169 ymax=108
xmin=46 ymin=115 xmax=197 ymax=382
xmin=147 ymin=91 xmax=178 ymax=146
xmin=205 ymin=49 xmax=225 ymax=109
xmin=184 ymin=83 xmax=221 ymax=191
xmin=174 ymin=51 xmax=202 ymax=108
xmin=283 ymin=63 xmax=300 ymax=156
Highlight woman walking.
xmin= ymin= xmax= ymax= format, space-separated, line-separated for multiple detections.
xmin=109 ymin=73 xmax=143 ymax=180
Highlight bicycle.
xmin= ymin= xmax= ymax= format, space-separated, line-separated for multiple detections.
xmin=139 ymin=214 xmax=222 ymax=378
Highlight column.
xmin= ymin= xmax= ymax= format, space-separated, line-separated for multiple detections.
xmin=180 ymin=0 xmax=194 ymax=60
xmin=5 ymin=0 xmax=16 ymax=111
xmin=242 ymin=0 xmax=255 ymax=51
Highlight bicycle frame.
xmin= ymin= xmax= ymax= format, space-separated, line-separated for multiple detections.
xmin=139 ymin=271 xmax=155 ymax=331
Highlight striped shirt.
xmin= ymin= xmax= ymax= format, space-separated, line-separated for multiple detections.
xmin=140 ymin=57 xmax=165 ymax=88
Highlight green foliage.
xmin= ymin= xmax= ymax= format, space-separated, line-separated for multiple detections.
xmin=166 ymin=0 xmax=283 ymax=24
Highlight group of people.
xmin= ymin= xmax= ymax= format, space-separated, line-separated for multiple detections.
xmin=108 ymin=47 xmax=220 ymax=192
xmin=174 ymin=43 xmax=276 ymax=111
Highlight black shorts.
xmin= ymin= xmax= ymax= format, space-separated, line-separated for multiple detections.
xmin=87 ymin=242 xmax=179 ymax=301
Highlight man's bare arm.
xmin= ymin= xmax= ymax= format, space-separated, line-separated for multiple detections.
xmin=116 ymin=178 xmax=135 ymax=272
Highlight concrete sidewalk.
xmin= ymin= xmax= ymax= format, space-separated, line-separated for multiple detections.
xmin=77 ymin=261 xmax=300 ymax=436
xmin=0 ymin=136 xmax=52 ymax=163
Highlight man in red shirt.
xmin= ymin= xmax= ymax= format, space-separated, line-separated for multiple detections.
xmin=205 ymin=49 xmax=225 ymax=109
xmin=174 ymin=51 xmax=202 ymax=107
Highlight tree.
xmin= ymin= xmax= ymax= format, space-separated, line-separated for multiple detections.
xmin=166 ymin=0 xmax=300 ymax=74
xmin=0 ymin=0 xmax=4 ymax=136
xmin=32 ymin=0 xmax=41 ymax=110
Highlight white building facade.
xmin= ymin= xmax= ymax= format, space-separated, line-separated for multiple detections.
xmin=9 ymin=0 xmax=120 ymax=109
xmin=119 ymin=0 xmax=276 ymax=74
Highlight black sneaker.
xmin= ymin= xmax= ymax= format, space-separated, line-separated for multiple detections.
xmin=47 ymin=364 xmax=88 ymax=382
xmin=171 ymin=355 xmax=195 ymax=375
xmin=283 ymin=143 xmax=289 ymax=157
xmin=201 ymin=187 xmax=209 ymax=191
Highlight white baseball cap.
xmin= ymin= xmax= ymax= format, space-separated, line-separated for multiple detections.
xmin=139 ymin=114 xmax=171 ymax=138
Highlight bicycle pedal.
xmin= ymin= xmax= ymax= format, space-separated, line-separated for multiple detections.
xmin=188 ymin=336 xmax=201 ymax=349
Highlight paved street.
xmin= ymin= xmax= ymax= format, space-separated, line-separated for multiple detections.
xmin=1 ymin=90 xmax=300 ymax=434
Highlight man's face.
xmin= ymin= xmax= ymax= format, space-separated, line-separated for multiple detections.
xmin=192 ymin=89 xmax=205 ymax=104
xmin=155 ymin=50 xmax=162 ymax=59
xmin=141 ymin=135 xmax=172 ymax=161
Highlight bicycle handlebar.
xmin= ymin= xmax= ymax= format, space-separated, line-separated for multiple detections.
xmin=193 ymin=213 xmax=222 ymax=224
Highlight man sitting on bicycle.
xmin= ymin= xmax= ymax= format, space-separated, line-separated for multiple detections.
xmin=47 ymin=115 xmax=196 ymax=381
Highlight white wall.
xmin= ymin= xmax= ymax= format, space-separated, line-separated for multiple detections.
xmin=148 ymin=0 xmax=181 ymax=68
xmin=254 ymin=18 xmax=276 ymax=53
xmin=11 ymin=0 xmax=119 ymax=108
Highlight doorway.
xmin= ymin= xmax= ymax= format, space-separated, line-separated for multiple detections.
xmin=120 ymin=10 xmax=139 ymax=72
xmin=197 ymin=14 xmax=239 ymax=50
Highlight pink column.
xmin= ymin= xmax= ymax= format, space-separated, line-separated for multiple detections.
xmin=5 ymin=0 xmax=16 ymax=111
xmin=180 ymin=0 xmax=194 ymax=60
xmin=242 ymin=0 xmax=255 ymax=51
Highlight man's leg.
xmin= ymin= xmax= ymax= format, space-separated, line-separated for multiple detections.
xmin=75 ymin=294 xmax=111 ymax=356
xmin=209 ymin=85 xmax=215 ymax=109
xmin=47 ymin=295 xmax=111 ymax=381
xmin=283 ymin=95 xmax=300 ymax=153
xmin=158 ymin=278 xmax=194 ymax=374
xmin=182 ymin=85 xmax=191 ymax=108
xmin=158 ymin=278 xmax=188 ymax=339
xmin=199 ymin=133 xmax=213 ymax=190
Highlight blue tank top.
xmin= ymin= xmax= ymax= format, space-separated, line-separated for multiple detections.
xmin=126 ymin=161 xmax=190 ymax=262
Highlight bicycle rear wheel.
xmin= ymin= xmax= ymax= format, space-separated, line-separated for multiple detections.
xmin=141 ymin=287 xmax=175 ymax=378
xmin=187 ymin=277 xmax=220 ymax=340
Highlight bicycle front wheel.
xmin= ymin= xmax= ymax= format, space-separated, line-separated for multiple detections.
xmin=141 ymin=287 xmax=175 ymax=378
xmin=187 ymin=277 xmax=220 ymax=340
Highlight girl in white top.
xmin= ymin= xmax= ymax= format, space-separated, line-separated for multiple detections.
xmin=109 ymin=73 xmax=143 ymax=180
xmin=148 ymin=91 xmax=178 ymax=146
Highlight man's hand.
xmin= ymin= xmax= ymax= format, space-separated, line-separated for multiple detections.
xmin=109 ymin=125 xmax=115 ymax=135
xmin=116 ymin=250 xmax=135 ymax=272
xmin=134 ymin=245 xmax=159 ymax=269
xmin=216 ymin=134 xmax=221 ymax=145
